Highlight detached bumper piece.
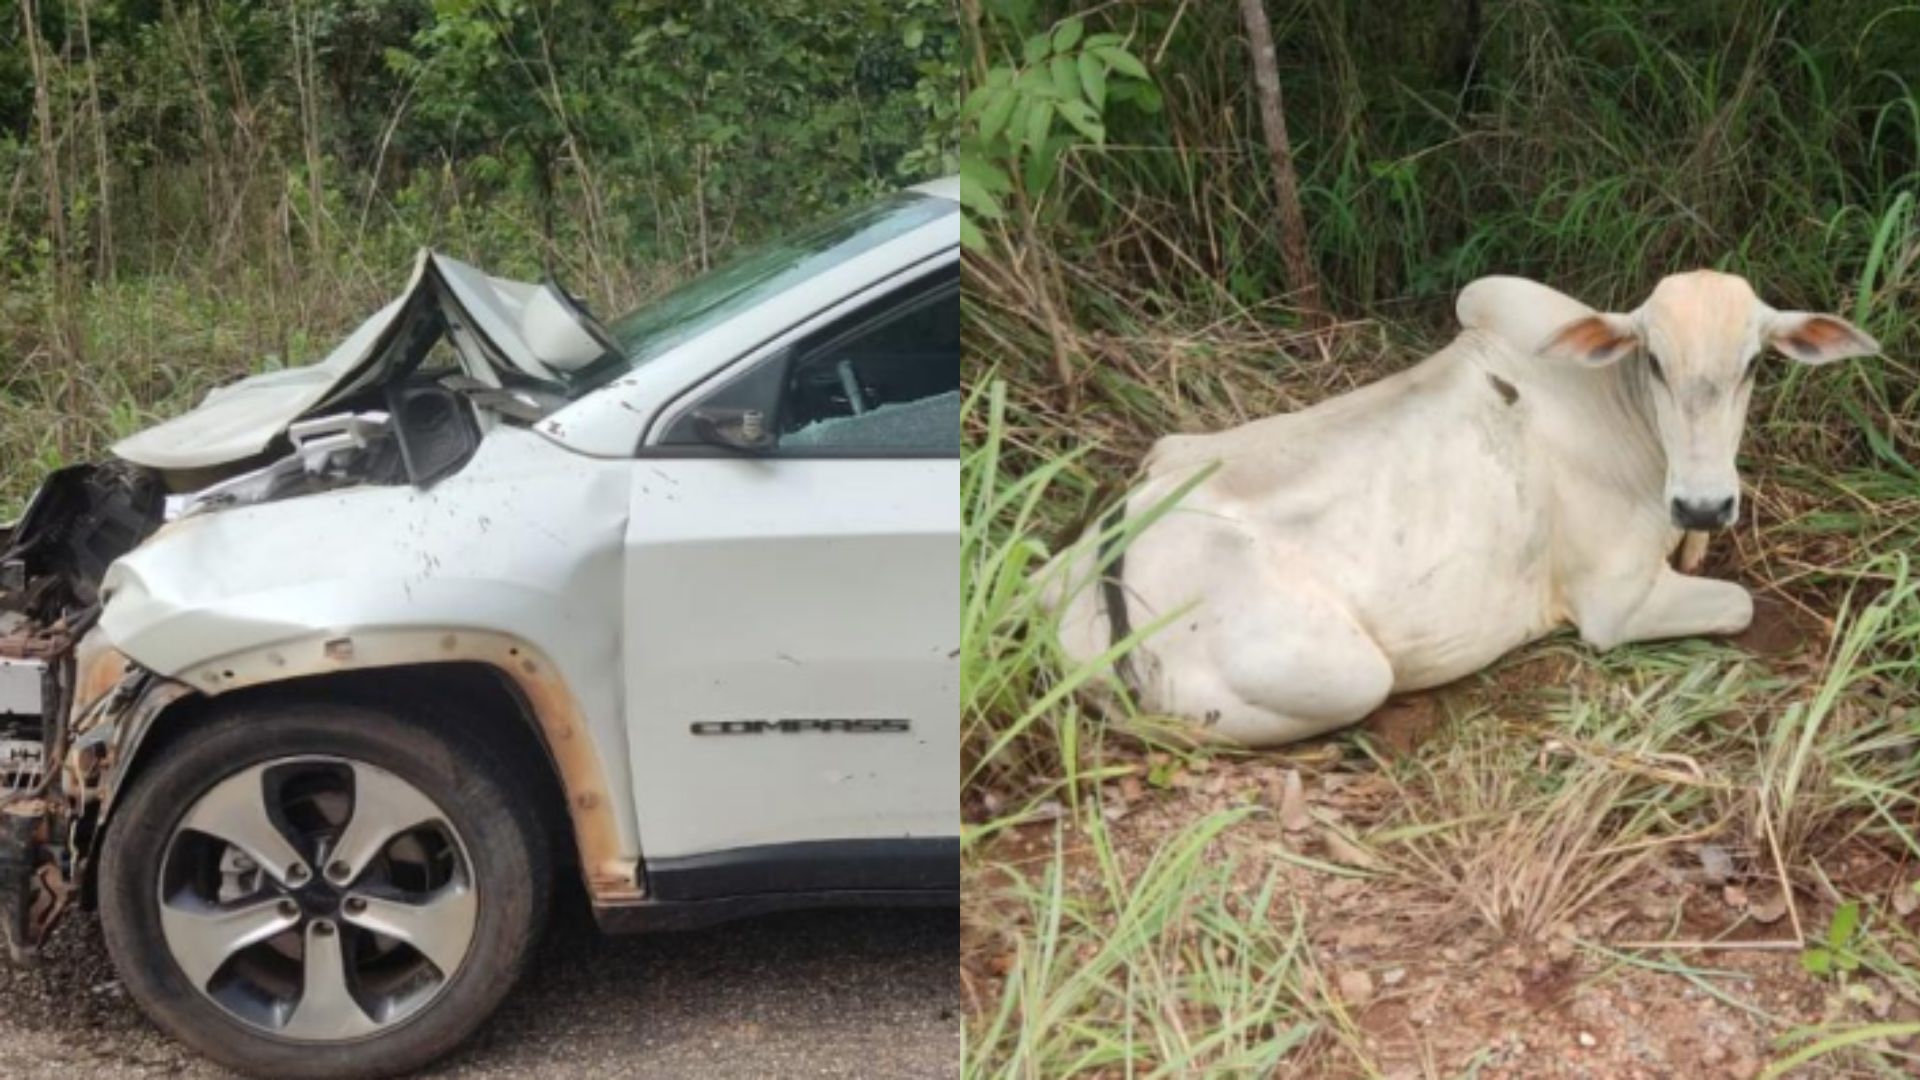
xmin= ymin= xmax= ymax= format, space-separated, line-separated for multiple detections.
xmin=0 ymin=802 xmax=68 ymax=963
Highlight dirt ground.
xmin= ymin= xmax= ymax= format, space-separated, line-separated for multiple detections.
xmin=0 ymin=894 xmax=958 ymax=1078
xmin=965 ymin=759 xmax=1920 ymax=1077
xmin=961 ymin=592 xmax=1920 ymax=1077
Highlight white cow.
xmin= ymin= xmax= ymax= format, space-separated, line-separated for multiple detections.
xmin=1052 ymin=272 xmax=1877 ymax=747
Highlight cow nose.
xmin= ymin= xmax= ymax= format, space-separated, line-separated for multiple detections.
xmin=1671 ymin=496 xmax=1736 ymax=531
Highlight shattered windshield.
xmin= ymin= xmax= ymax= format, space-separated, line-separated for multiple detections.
xmin=585 ymin=193 xmax=952 ymax=390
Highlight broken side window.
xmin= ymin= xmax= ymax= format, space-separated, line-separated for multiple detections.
xmin=777 ymin=270 xmax=959 ymax=454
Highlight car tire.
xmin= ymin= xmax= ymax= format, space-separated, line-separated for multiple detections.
xmin=99 ymin=697 xmax=551 ymax=1079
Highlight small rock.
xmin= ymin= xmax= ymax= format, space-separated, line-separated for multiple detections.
xmin=1578 ymin=1030 xmax=1598 ymax=1048
xmin=1747 ymin=885 xmax=1789 ymax=925
xmin=1381 ymin=966 xmax=1407 ymax=986
xmin=1337 ymin=968 xmax=1375 ymax=1005
xmin=1894 ymin=881 xmax=1919 ymax=917
xmin=1027 ymin=799 xmax=1065 ymax=821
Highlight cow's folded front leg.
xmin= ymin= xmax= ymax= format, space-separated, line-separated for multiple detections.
xmin=1577 ymin=566 xmax=1753 ymax=651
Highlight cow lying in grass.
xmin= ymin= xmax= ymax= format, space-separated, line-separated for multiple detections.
xmin=1054 ymin=273 xmax=1878 ymax=747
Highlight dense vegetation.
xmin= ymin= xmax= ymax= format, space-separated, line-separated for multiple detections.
xmin=962 ymin=1 xmax=1920 ymax=1074
xmin=0 ymin=0 xmax=958 ymax=510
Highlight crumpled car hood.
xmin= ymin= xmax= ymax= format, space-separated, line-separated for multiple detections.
xmin=111 ymin=250 xmax=613 ymax=471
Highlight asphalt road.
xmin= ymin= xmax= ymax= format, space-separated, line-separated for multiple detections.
xmin=0 ymin=896 xmax=958 ymax=1078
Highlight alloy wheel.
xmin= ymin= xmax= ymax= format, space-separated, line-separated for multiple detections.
xmin=156 ymin=756 xmax=477 ymax=1040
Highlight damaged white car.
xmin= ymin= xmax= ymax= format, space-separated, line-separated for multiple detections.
xmin=0 ymin=179 xmax=959 ymax=1077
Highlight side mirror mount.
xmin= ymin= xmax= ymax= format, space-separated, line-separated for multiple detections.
xmin=690 ymin=407 xmax=773 ymax=453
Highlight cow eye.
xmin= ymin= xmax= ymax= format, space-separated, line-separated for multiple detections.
xmin=1647 ymin=352 xmax=1668 ymax=386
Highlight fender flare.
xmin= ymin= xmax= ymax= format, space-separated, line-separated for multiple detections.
xmin=84 ymin=629 xmax=640 ymax=902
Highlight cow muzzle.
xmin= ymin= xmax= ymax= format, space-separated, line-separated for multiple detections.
xmin=1670 ymin=495 xmax=1737 ymax=531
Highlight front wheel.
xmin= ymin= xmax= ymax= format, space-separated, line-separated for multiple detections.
xmin=99 ymin=700 xmax=550 ymax=1079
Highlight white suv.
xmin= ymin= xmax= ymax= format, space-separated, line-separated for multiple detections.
xmin=0 ymin=179 xmax=959 ymax=1077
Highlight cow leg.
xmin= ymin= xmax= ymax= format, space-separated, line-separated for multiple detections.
xmin=1162 ymin=548 xmax=1395 ymax=748
xmin=1577 ymin=566 xmax=1753 ymax=650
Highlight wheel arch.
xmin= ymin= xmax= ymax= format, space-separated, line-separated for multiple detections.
xmin=93 ymin=643 xmax=639 ymax=905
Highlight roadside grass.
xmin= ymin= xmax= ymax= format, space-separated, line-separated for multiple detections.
xmin=964 ymin=808 xmax=1344 ymax=1077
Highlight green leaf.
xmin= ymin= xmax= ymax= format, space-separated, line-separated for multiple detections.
xmin=1024 ymin=133 xmax=1069 ymax=195
xmin=962 ymin=84 xmax=997 ymax=118
xmin=1056 ymin=99 xmax=1105 ymax=144
xmin=1829 ymin=901 xmax=1861 ymax=949
xmin=959 ymin=156 xmax=1011 ymax=216
xmin=1078 ymin=52 xmax=1107 ymax=109
xmin=977 ymin=88 xmax=1017 ymax=142
xmin=1015 ymin=66 xmax=1053 ymax=95
xmin=1008 ymin=97 xmax=1032 ymax=149
xmin=1052 ymin=17 xmax=1084 ymax=53
xmin=903 ymin=22 xmax=925 ymax=49
xmin=958 ymin=181 xmax=1004 ymax=221
xmin=1097 ymin=45 xmax=1149 ymax=81
xmin=1022 ymin=32 xmax=1050 ymax=65
xmin=1023 ymin=99 xmax=1055 ymax=151
xmin=1050 ymin=56 xmax=1081 ymax=103
xmin=965 ymin=155 xmax=1013 ymax=195
xmin=1802 ymin=947 xmax=1832 ymax=976
xmin=960 ymin=215 xmax=986 ymax=252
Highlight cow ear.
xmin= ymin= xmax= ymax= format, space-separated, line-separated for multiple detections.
xmin=1540 ymin=313 xmax=1638 ymax=368
xmin=1765 ymin=312 xmax=1879 ymax=365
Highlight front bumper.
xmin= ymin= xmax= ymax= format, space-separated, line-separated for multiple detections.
xmin=0 ymin=645 xmax=192 ymax=964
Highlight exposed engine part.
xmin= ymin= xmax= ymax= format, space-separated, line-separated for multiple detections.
xmin=173 ymin=409 xmax=406 ymax=518
xmin=0 ymin=657 xmax=44 ymax=719
xmin=0 ymin=735 xmax=43 ymax=792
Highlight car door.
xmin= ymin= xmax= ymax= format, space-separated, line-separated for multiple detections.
xmin=620 ymin=264 xmax=959 ymax=899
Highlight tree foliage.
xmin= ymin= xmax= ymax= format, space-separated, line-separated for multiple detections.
xmin=0 ymin=0 xmax=958 ymax=291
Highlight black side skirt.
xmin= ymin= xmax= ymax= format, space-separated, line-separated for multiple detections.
xmin=644 ymin=837 xmax=957 ymax=902
xmin=592 ymin=888 xmax=956 ymax=934
xmin=597 ymin=837 xmax=958 ymax=934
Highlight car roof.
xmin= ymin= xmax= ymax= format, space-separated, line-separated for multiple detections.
xmin=536 ymin=191 xmax=958 ymax=457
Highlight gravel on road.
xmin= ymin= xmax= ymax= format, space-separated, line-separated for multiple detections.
xmin=0 ymin=895 xmax=958 ymax=1078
